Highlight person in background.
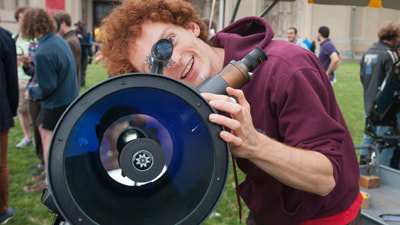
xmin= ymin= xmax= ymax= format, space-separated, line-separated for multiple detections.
xmin=391 ymin=42 xmax=400 ymax=169
xmin=94 ymin=42 xmax=104 ymax=65
xmin=54 ymin=11 xmax=82 ymax=88
xmin=88 ymin=32 xmax=94 ymax=64
xmin=93 ymin=26 xmax=106 ymax=66
xmin=287 ymin=27 xmax=308 ymax=50
xmin=310 ymin=40 xmax=316 ymax=53
xmin=317 ymin=26 xmax=341 ymax=85
xmin=101 ymin=0 xmax=361 ymax=224
xmin=20 ymin=8 xmax=79 ymax=192
xmin=13 ymin=7 xmax=33 ymax=149
xmin=202 ymin=18 xmax=217 ymax=39
xmin=20 ymin=38 xmax=44 ymax=176
xmin=303 ymin=37 xmax=316 ymax=53
xmin=303 ymin=37 xmax=312 ymax=50
xmin=0 ymin=25 xmax=18 ymax=224
xmin=93 ymin=26 xmax=103 ymax=53
xmin=359 ymin=22 xmax=400 ymax=168
xmin=14 ymin=7 xmax=44 ymax=175
xmin=75 ymin=20 xmax=91 ymax=87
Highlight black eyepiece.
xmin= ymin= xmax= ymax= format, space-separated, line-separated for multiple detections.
xmin=197 ymin=47 xmax=268 ymax=94
xmin=152 ymin=39 xmax=173 ymax=61
xmin=240 ymin=47 xmax=267 ymax=72
xmin=150 ymin=39 xmax=174 ymax=75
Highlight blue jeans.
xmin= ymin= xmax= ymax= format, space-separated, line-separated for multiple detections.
xmin=360 ymin=112 xmax=400 ymax=166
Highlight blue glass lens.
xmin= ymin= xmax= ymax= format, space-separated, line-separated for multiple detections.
xmin=64 ymin=87 xmax=215 ymax=224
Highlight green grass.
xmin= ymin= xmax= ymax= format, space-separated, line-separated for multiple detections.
xmin=6 ymin=62 xmax=362 ymax=224
xmin=333 ymin=62 xmax=364 ymax=145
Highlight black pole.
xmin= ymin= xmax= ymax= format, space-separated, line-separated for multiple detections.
xmin=229 ymin=0 xmax=241 ymax=24
xmin=259 ymin=0 xmax=280 ymax=18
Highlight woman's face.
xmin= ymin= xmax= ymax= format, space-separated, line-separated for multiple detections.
xmin=128 ymin=21 xmax=224 ymax=87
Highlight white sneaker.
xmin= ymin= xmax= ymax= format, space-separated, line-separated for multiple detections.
xmin=16 ymin=137 xmax=32 ymax=148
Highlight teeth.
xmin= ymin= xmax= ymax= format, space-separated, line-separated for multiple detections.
xmin=181 ymin=57 xmax=194 ymax=79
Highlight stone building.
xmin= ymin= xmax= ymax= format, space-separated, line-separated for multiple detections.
xmin=199 ymin=0 xmax=400 ymax=58
xmin=0 ymin=0 xmax=117 ymax=34
xmin=1 ymin=0 xmax=399 ymax=59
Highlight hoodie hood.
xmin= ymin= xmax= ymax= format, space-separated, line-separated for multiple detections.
xmin=210 ymin=16 xmax=274 ymax=67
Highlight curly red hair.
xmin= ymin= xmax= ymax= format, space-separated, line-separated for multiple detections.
xmin=101 ymin=0 xmax=209 ymax=76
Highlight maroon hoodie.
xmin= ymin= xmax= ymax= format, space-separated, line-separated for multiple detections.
xmin=211 ymin=17 xmax=360 ymax=225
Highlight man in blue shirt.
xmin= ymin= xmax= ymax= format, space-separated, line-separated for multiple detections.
xmin=287 ymin=27 xmax=308 ymax=50
xmin=318 ymin=26 xmax=341 ymax=84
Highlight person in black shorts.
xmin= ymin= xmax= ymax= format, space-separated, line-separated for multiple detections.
xmin=35 ymin=106 xmax=68 ymax=131
xmin=20 ymin=8 xmax=79 ymax=192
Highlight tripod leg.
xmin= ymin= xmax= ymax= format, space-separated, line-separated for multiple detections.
xmin=52 ymin=214 xmax=66 ymax=225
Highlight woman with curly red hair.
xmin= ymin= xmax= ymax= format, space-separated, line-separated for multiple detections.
xmin=101 ymin=0 xmax=209 ymax=77
xmin=101 ymin=0 xmax=362 ymax=224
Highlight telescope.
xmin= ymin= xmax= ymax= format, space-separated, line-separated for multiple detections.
xmin=42 ymin=39 xmax=267 ymax=225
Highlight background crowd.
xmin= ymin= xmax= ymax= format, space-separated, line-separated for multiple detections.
xmin=0 ymin=7 xmax=104 ymax=223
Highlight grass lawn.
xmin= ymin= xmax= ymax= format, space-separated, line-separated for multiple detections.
xmin=333 ymin=62 xmax=364 ymax=145
xmin=6 ymin=61 xmax=363 ymax=224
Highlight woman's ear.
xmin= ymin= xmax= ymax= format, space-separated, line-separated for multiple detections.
xmin=186 ymin=22 xmax=200 ymax=37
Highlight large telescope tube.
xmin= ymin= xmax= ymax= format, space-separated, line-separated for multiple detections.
xmin=44 ymin=39 xmax=268 ymax=225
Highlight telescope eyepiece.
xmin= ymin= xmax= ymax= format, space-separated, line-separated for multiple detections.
xmin=197 ymin=46 xmax=268 ymax=94
xmin=240 ymin=47 xmax=267 ymax=72
xmin=149 ymin=39 xmax=174 ymax=74
xmin=152 ymin=39 xmax=173 ymax=61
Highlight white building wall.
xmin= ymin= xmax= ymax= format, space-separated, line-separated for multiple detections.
xmin=66 ymin=0 xmax=83 ymax=28
xmin=0 ymin=0 xmax=85 ymax=34
xmin=224 ymin=0 xmax=262 ymax=23
xmin=0 ymin=0 xmax=45 ymax=33
xmin=221 ymin=0 xmax=400 ymax=58
xmin=1 ymin=0 xmax=400 ymax=58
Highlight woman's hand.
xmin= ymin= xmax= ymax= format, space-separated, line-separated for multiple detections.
xmin=20 ymin=54 xmax=31 ymax=68
xmin=201 ymin=87 xmax=263 ymax=159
